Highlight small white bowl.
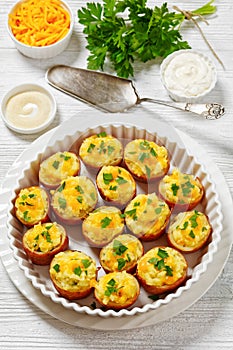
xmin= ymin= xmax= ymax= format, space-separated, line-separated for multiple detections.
xmin=1 ymin=83 xmax=57 ymax=134
xmin=7 ymin=0 xmax=74 ymax=59
xmin=160 ymin=49 xmax=217 ymax=103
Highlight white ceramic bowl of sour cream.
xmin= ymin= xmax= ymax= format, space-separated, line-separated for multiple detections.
xmin=1 ymin=83 xmax=57 ymax=134
xmin=160 ymin=49 xmax=217 ymax=103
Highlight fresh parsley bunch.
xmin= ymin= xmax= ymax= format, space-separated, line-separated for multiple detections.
xmin=78 ymin=0 xmax=216 ymax=78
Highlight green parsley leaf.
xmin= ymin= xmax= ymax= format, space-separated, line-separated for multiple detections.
xmin=74 ymin=266 xmax=82 ymax=276
xmin=113 ymin=239 xmax=128 ymax=256
xmin=82 ymin=259 xmax=92 ymax=268
xmin=171 ymin=183 xmax=179 ymax=196
xmin=115 ymin=176 xmax=127 ymax=185
xmin=100 ymin=216 xmax=112 ymax=228
xmin=58 ymin=197 xmax=67 ymax=209
xmin=52 ymin=160 xmax=60 ymax=169
xmin=103 ymin=173 xmax=113 ymax=185
xmin=117 ymin=258 xmax=126 ymax=270
xmin=53 ymin=264 xmax=60 ymax=273
xmin=87 ymin=143 xmax=96 ymax=153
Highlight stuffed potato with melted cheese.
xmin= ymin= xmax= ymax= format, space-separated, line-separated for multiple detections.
xmin=51 ymin=176 xmax=98 ymax=225
xmin=39 ymin=151 xmax=80 ymax=189
xmin=50 ymin=250 xmax=97 ymax=300
xmin=79 ymin=132 xmax=123 ymax=170
xmin=96 ymin=165 xmax=136 ymax=208
xmin=136 ymin=246 xmax=187 ymax=294
xmin=82 ymin=206 xmax=124 ymax=247
xmin=99 ymin=234 xmax=144 ymax=274
xmin=167 ymin=210 xmax=212 ymax=253
xmin=124 ymin=193 xmax=171 ymax=241
xmin=158 ymin=168 xmax=204 ymax=211
xmin=94 ymin=271 xmax=140 ymax=310
xmin=124 ymin=139 xmax=170 ymax=182
xmin=23 ymin=222 xmax=68 ymax=265
xmin=15 ymin=186 xmax=50 ymax=227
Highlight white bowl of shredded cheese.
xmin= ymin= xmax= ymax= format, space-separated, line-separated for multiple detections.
xmin=7 ymin=0 xmax=74 ymax=59
xmin=160 ymin=49 xmax=217 ymax=103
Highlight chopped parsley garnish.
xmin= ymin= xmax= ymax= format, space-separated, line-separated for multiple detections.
xmin=181 ymin=221 xmax=189 ymax=230
xmin=90 ymin=192 xmax=96 ymax=201
xmin=75 ymin=185 xmax=84 ymax=194
xmin=107 ymin=145 xmax=115 ymax=155
xmin=53 ymin=264 xmax=60 ymax=273
xmin=189 ymin=230 xmax=195 ymax=239
xmin=145 ymin=165 xmax=151 ymax=179
xmin=138 ymin=152 xmax=149 ymax=163
xmin=171 ymin=183 xmax=179 ymax=196
xmin=23 ymin=211 xmax=30 ymax=222
xmin=109 ymin=185 xmax=117 ymax=191
xmin=76 ymin=196 xmax=83 ymax=203
xmin=74 ymin=266 xmax=82 ymax=276
xmin=87 ymin=143 xmax=96 ymax=153
xmin=82 ymin=259 xmax=92 ymax=268
xmin=28 ymin=193 xmax=36 ymax=198
xmin=98 ymin=140 xmax=105 ymax=154
xmin=60 ymin=153 xmax=71 ymax=161
xmin=115 ymin=176 xmax=127 ymax=185
xmin=133 ymin=201 xmax=140 ymax=207
xmin=155 ymin=207 xmax=162 ymax=214
xmin=41 ymin=230 xmax=52 ymax=243
xmin=97 ymin=131 xmax=107 ymax=137
xmin=52 ymin=160 xmax=60 ymax=169
xmin=150 ymin=148 xmax=157 ymax=157
xmin=103 ymin=173 xmax=113 ymax=185
xmin=189 ymin=211 xmax=199 ymax=228
xmin=104 ymin=278 xmax=122 ymax=297
xmin=139 ymin=140 xmax=150 ymax=150
xmin=148 ymin=248 xmax=173 ymax=276
xmin=124 ymin=208 xmax=137 ymax=220
xmin=181 ymin=180 xmax=195 ymax=197
xmin=117 ymin=258 xmax=126 ymax=270
xmin=57 ymin=182 xmax=66 ymax=192
xmin=113 ymin=240 xmax=128 ymax=256
xmin=148 ymin=294 xmax=159 ymax=301
xmin=58 ymin=197 xmax=67 ymax=209
xmin=100 ymin=216 xmax=112 ymax=228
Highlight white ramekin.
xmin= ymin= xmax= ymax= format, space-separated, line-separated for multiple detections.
xmin=7 ymin=0 xmax=74 ymax=59
xmin=160 ymin=49 xmax=217 ymax=103
xmin=1 ymin=83 xmax=57 ymax=134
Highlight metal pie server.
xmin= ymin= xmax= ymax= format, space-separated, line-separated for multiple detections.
xmin=45 ymin=65 xmax=225 ymax=119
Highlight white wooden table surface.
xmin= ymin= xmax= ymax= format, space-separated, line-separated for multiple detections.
xmin=0 ymin=1 xmax=232 ymax=349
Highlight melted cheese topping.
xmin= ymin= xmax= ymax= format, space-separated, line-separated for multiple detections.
xmin=125 ymin=193 xmax=170 ymax=237
xmin=15 ymin=186 xmax=48 ymax=224
xmin=96 ymin=166 xmax=136 ymax=205
xmin=124 ymin=139 xmax=169 ymax=179
xmin=79 ymin=133 xmax=123 ymax=167
xmin=159 ymin=168 xmax=203 ymax=204
xmin=82 ymin=206 xmax=124 ymax=245
xmin=51 ymin=176 xmax=97 ymax=219
xmin=50 ymin=250 xmax=97 ymax=292
xmin=137 ymin=247 xmax=187 ymax=287
xmin=39 ymin=152 xmax=80 ymax=187
xmin=168 ymin=210 xmax=211 ymax=248
xmin=95 ymin=271 xmax=139 ymax=306
xmin=100 ymin=234 xmax=143 ymax=272
xmin=23 ymin=222 xmax=64 ymax=253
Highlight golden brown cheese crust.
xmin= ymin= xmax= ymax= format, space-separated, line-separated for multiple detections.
xmin=136 ymin=246 xmax=188 ymax=294
xmin=99 ymin=234 xmax=144 ymax=273
xmin=15 ymin=186 xmax=49 ymax=227
xmin=124 ymin=139 xmax=170 ymax=182
xmin=23 ymin=222 xmax=68 ymax=265
xmin=39 ymin=151 xmax=80 ymax=189
xmin=94 ymin=271 xmax=140 ymax=310
xmin=49 ymin=250 xmax=97 ymax=300
xmin=79 ymin=133 xmax=123 ymax=169
xmin=51 ymin=176 xmax=98 ymax=225
xmin=82 ymin=206 xmax=124 ymax=247
xmin=96 ymin=165 xmax=136 ymax=208
xmin=124 ymin=193 xmax=171 ymax=241
xmin=158 ymin=168 xmax=204 ymax=211
xmin=167 ymin=210 xmax=212 ymax=252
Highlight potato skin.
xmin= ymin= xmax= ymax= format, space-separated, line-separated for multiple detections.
xmin=158 ymin=176 xmax=204 ymax=212
xmin=14 ymin=186 xmax=50 ymax=227
xmin=22 ymin=224 xmax=69 ymax=265
xmin=167 ymin=212 xmax=212 ymax=253
xmin=39 ymin=152 xmax=81 ymax=190
xmin=136 ymin=246 xmax=188 ymax=295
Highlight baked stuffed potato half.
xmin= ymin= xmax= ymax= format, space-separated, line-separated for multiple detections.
xmin=124 ymin=193 xmax=171 ymax=241
xmin=14 ymin=186 xmax=50 ymax=227
xmin=124 ymin=139 xmax=170 ymax=182
xmin=79 ymin=132 xmax=123 ymax=170
xmin=99 ymin=234 xmax=144 ymax=274
xmin=82 ymin=206 xmax=125 ymax=247
xmin=136 ymin=246 xmax=188 ymax=295
xmin=23 ymin=222 xmax=68 ymax=265
xmin=96 ymin=165 xmax=136 ymax=208
xmin=94 ymin=271 xmax=140 ymax=310
xmin=49 ymin=250 xmax=97 ymax=300
xmin=158 ymin=168 xmax=204 ymax=211
xmin=39 ymin=151 xmax=80 ymax=189
xmin=51 ymin=176 xmax=98 ymax=225
xmin=167 ymin=210 xmax=212 ymax=253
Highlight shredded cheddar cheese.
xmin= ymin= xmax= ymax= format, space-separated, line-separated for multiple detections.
xmin=8 ymin=0 xmax=71 ymax=47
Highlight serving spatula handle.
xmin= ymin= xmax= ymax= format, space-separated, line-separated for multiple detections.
xmin=139 ymin=98 xmax=225 ymax=119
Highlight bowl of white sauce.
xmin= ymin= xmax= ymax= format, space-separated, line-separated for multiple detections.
xmin=1 ymin=83 xmax=57 ymax=134
xmin=160 ymin=49 xmax=217 ymax=103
